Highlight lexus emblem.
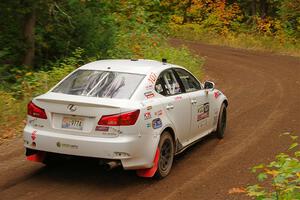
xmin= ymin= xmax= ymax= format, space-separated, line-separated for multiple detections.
xmin=67 ymin=104 xmax=77 ymax=112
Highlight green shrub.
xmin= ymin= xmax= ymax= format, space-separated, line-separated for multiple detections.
xmin=107 ymin=27 xmax=203 ymax=80
xmin=10 ymin=48 xmax=85 ymax=99
xmin=144 ymin=44 xmax=204 ymax=79
xmin=0 ymin=48 xmax=85 ymax=139
xmin=245 ymin=133 xmax=300 ymax=200
xmin=0 ymin=91 xmax=26 ymax=138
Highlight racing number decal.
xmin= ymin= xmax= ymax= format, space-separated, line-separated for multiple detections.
xmin=148 ymin=72 xmax=157 ymax=84
xmin=197 ymin=103 xmax=209 ymax=121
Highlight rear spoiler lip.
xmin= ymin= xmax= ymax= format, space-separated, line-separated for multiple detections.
xmin=34 ymin=92 xmax=134 ymax=109
xmin=35 ymin=98 xmax=119 ymax=108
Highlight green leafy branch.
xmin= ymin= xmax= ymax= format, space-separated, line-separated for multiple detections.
xmin=246 ymin=132 xmax=300 ymax=200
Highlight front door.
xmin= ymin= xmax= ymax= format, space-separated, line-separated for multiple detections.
xmin=173 ymin=68 xmax=211 ymax=141
xmin=189 ymin=90 xmax=211 ymax=140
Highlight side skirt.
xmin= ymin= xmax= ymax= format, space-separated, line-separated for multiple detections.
xmin=175 ymin=129 xmax=214 ymax=155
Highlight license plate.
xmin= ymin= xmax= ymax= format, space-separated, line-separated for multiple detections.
xmin=62 ymin=117 xmax=84 ymax=130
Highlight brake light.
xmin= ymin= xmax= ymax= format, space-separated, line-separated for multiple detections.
xmin=98 ymin=110 xmax=140 ymax=126
xmin=27 ymin=101 xmax=47 ymax=119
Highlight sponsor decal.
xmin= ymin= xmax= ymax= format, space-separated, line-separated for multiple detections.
xmin=29 ymin=118 xmax=37 ymax=124
xmin=155 ymin=110 xmax=163 ymax=116
xmin=197 ymin=105 xmax=204 ymax=113
xmin=56 ymin=142 xmax=78 ymax=149
xmin=29 ymin=118 xmax=44 ymax=128
xmin=214 ymin=91 xmax=222 ymax=99
xmin=101 ymin=132 xmax=118 ymax=136
xmin=152 ymin=118 xmax=162 ymax=129
xmin=148 ymin=72 xmax=157 ymax=84
xmin=33 ymin=124 xmax=44 ymax=128
xmin=31 ymin=130 xmax=37 ymax=141
xmin=175 ymin=96 xmax=182 ymax=101
xmin=146 ymin=123 xmax=151 ymax=128
xmin=95 ymin=126 xmax=109 ymax=132
xmin=144 ymin=91 xmax=155 ymax=99
xmin=197 ymin=103 xmax=209 ymax=121
xmin=110 ymin=127 xmax=123 ymax=134
xmin=147 ymin=106 xmax=152 ymax=110
xmin=144 ymin=112 xmax=152 ymax=120
xmin=145 ymin=85 xmax=154 ymax=90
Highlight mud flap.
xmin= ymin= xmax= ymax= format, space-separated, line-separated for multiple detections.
xmin=136 ymin=148 xmax=160 ymax=178
xmin=26 ymin=151 xmax=46 ymax=163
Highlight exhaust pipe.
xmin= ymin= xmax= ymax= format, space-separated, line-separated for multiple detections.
xmin=103 ymin=161 xmax=121 ymax=171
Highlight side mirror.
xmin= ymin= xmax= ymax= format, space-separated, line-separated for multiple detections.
xmin=204 ymin=81 xmax=215 ymax=90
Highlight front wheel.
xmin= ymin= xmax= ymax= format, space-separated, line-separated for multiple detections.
xmin=155 ymin=131 xmax=175 ymax=179
xmin=215 ymin=103 xmax=227 ymax=139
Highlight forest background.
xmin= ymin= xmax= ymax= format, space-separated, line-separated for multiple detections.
xmin=0 ymin=0 xmax=299 ymax=139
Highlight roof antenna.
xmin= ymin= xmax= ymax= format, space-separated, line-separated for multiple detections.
xmin=162 ymin=58 xmax=167 ymax=65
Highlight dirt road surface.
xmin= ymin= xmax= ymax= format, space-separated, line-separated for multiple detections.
xmin=0 ymin=39 xmax=299 ymax=200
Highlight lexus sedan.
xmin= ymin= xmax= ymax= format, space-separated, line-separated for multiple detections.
xmin=24 ymin=59 xmax=228 ymax=178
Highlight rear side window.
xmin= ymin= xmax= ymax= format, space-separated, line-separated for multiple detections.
xmin=52 ymin=70 xmax=145 ymax=99
xmin=155 ymin=69 xmax=182 ymax=96
xmin=175 ymin=68 xmax=201 ymax=92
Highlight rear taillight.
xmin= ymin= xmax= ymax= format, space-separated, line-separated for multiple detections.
xmin=27 ymin=101 xmax=47 ymax=119
xmin=98 ymin=110 xmax=140 ymax=126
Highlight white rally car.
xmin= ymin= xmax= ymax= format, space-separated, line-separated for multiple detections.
xmin=24 ymin=59 xmax=228 ymax=178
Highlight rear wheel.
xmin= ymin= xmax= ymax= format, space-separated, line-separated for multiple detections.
xmin=155 ymin=131 xmax=174 ymax=179
xmin=216 ymin=103 xmax=227 ymax=139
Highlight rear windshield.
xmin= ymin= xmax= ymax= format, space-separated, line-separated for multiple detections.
xmin=52 ymin=70 xmax=145 ymax=99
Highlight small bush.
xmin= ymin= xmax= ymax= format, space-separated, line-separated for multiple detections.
xmin=0 ymin=91 xmax=26 ymax=139
xmin=0 ymin=48 xmax=85 ymax=139
xmin=144 ymin=44 xmax=204 ymax=79
xmin=230 ymin=133 xmax=300 ymax=200
xmin=108 ymin=28 xmax=204 ymax=79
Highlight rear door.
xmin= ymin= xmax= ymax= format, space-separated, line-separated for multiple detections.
xmin=173 ymin=68 xmax=210 ymax=141
xmin=155 ymin=69 xmax=191 ymax=145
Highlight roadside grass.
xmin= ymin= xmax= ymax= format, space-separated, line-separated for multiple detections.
xmin=0 ymin=44 xmax=204 ymax=140
xmin=145 ymin=43 xmax=204 ymax=79
xmin=169 ymin=23 xmax=300 ymax=57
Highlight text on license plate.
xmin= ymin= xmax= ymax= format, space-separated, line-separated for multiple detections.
xmin=62 ymin=117 xmax=84 ymax=130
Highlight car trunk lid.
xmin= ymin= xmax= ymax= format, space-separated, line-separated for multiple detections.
xmin=32 ymin=92 xmax=129 ymax=138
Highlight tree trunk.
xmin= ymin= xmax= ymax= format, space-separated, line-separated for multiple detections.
xmin=251 ymin=0 xmax=257 ymax=16
xmin=259 ymin=0 xmax=267 ymax=19
xmin=182 ymin=0 xmax=192 ymax=24
xmin=22 ymin=8 xmax=36 ymax=67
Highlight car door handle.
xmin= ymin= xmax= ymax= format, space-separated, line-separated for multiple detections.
xmin=166 ymin=104 xmax=174 ymax=110
xmin=191 ymin=99 xmax=197 ymax=104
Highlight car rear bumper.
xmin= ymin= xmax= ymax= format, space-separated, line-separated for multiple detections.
xmin=23 ymin=126 xmax=160 ymax=170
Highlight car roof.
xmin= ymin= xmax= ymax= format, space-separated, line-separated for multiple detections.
xmin=79 ymin=59 xmax=179 ymax=75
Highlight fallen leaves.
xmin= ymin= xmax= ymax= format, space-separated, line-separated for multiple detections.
xmin=228 ymin=187 xmax=246 ymax=194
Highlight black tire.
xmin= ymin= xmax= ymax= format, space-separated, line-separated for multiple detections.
xmin=215 ymin=103 xmax=227 ymax=139
xmin=155 ymin=131 xmax=175 ymax=179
